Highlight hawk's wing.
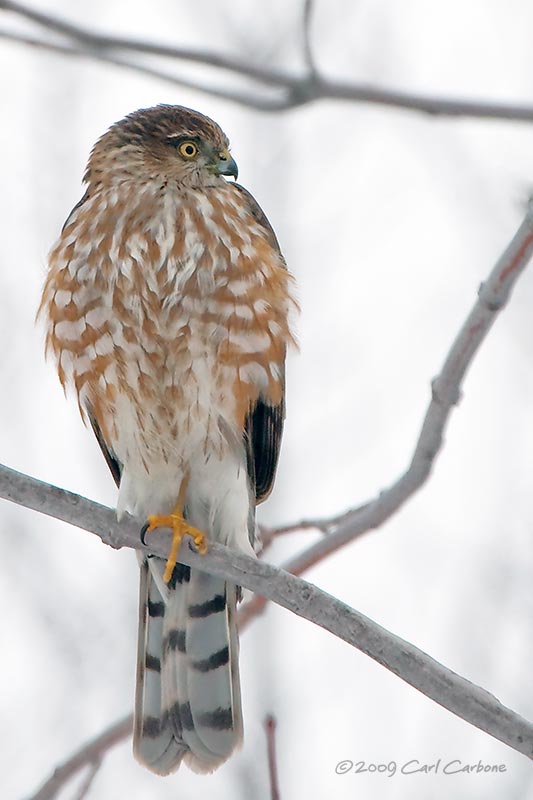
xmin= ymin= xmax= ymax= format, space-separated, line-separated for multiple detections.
xmin=233 ymin=183 xmax=287 ymax=504
xmin=61 ymin=189 xmax=122 ymax=487
xmin=63 ymin=192 xmax=122 ymax=491
xmin=244 ymin=390 xmax=285 ymax=504
xmin=61 ymin=189 xmax=90 ymax=233
xmin=87 ymin=405 xmax=122 ymax=488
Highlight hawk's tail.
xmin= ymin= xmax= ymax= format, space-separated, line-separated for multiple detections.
xmin=133 ymin=556 xmax=243 ymax=775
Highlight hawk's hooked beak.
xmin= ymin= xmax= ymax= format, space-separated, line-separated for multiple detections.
xmin=216 ymin=149 xmax=238 ymax=180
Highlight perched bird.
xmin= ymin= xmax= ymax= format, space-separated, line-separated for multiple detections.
xmin=39 ymin=104 xmax=296 ymax=774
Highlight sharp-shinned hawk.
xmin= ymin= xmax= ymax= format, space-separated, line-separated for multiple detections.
xmin=39 ymin=104 xmax=296 ymax=775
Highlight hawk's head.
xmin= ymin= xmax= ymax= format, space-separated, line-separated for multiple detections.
xmin=85 ymin=104 xmax=238 ymax=189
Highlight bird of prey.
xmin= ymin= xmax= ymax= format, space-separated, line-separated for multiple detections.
xmin=39 ymin=104 xmax=296 ymax=774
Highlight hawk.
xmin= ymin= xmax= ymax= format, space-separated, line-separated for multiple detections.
xmin=39 ymin=105 xmax=296 ymax=774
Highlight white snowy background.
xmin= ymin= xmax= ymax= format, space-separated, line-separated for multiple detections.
xmin=1 ymin=1 xmax=532 ymax=798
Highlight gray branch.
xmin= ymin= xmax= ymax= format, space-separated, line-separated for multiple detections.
xmin=302 ymin=0 xmax=317 ymax=79
xmin=258 ymin=200 xmax=533 ymax=573
xmin=72 ymin=758 xmax=102 ymax=800
xmin=1 ymin=464 xmax=532 ymax=761
xmin=2 ymin=0 xmax=533 ymax=120
xmin=264 ymin=715 xmax=281 ymax=800
xmin=28 ymin=715 xmax=131 ymax=800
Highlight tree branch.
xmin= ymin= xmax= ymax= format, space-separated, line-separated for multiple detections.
xmin=264 ymin=715 xmax=281 ymax=800
xmin=240 ymin=200 xmax=533 ymax=622
xmin=1 ymin=464 xmax=532 ymax=760
xmin=28 ymin=715 xmax=131 ymax=800
xmin=72 ymin=758 xmax=102 ymax=800
xmin=302 ymin=0 xmax=317 ymax=79
xmin=0 ymin=30 xmax=290 ymax=112
xmin=0 ymin=0 xmax=295 ymax=86
xmin=2 ymin=0 xmax=533 ymax=120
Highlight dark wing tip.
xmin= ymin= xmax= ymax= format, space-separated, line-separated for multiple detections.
xmin=245 ymin=398 xmax=285 ymax=504
xmin=87 ymin=406 xmax=122 ymax=487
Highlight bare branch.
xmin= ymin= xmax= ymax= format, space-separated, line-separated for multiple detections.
xmin=72 ymin=759 xmax=102 ymax=800
xmin=28 ymin=715 xmax=131 ymax=800
xmin=2 ymin=1 xmax=533 ymax=120
xmin=260 ymin=200 xmax=533 ymax=568
xmin=241 ymin=200 xmax=533 ymax=620
xmin=302 ymin=0 xmax=317 ymax=78
xmin=0 ymin=0 xmax=295 ymax=87
xmin=0 ymin=31 xmax=290 ymax=112
xmin=1 ymin=465 xmax=532 ymax=759
xmin=257 ymin=517 xmax=329 ymax=555
xmin=264 ymin=715 xmax=281 ymax=800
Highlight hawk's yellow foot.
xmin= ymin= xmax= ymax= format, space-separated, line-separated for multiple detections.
xmin=145 ymin=511 xmax=208 ymax=583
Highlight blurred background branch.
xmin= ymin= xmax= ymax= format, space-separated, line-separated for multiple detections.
xmin=249 ymin=200 xmax=533 ymax=610
xmin=264 ymin=715 xmax=281 ymax=800
xmin=2 ymin=0 xmax=533 ymax=119
xmin=29 ymin=716 xmax=130 ymax=800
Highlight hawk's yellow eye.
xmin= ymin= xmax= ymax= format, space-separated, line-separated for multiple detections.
xmin=178 ymin=141 xmax=198 ymax=159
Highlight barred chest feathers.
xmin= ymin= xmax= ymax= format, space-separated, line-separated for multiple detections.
xmin=43 ymin=180 xmax=295 ymax=508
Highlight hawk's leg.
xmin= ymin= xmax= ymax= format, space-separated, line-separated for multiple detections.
xmin=142 ymin=477 xmax=208 ymax=583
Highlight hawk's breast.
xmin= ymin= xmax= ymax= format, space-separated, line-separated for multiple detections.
xmin=42 ymin=181 xmax=295 ymax=474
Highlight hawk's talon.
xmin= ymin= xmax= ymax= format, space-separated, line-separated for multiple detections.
xmin=144 ymin=511 xmax=208 ymax=583
xmin=140 ymin=522 xmax=150 ymax=546
xmin=193 ymin=531 xmax=208 ymax=555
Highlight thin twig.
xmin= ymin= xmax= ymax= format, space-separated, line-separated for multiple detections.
xmin=0 ymin=31 xmax=290 ymax=112
xmin=72 ymin=759 xmax=102 ymax=800
xmin=2 ymin=1 xmax=533 ymax=120
xmin=28 ymin=716 xmax=132 ymax=800
xmin=264 ymin=715 xmax=281 ymax=800
xmin=257 ymin=516 xmax=330 ymax=554
xmin=0 ymin=0 xmax=296 ymax=86
xmin=259 ymin=501 xmax=371 ymax=546
xmin=302 ymin=0 xmax=317 ymax=78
